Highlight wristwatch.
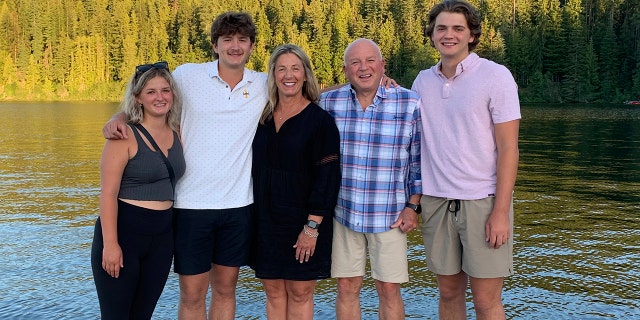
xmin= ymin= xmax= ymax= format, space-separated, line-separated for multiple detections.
xmin=306 ymin=220 xmax=320 ymax=229
xmin=405 ymin=202 xmax=422 ymax=214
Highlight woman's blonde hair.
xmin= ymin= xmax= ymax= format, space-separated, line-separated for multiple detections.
xmin=121 ymin=67 xmax=182 ymax=131
xmin=259 ymin=44 xmax=320 ymax=124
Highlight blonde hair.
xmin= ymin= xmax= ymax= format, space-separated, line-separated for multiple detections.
xmin=121 ymin=68 xmax=182 ymax=131
xmin=260 ymin=44 xmax=320 ymax=124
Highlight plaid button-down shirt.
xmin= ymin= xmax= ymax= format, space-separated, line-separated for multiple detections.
xmin=320 ymin=85 xmax=422 ymax=233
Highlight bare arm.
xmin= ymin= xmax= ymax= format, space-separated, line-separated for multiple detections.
xmin=102 ymin=112 xmax=128 ymax=140
xmin=485 ymin=119 xmax=520 ymax=249
xmin=98 ymin=132 xmax=131 ymax=277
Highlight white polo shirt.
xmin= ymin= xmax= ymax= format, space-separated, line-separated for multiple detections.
xmin=172 ymin=61 xmax=268 ymax=209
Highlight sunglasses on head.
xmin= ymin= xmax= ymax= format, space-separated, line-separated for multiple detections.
xmin=135 ymin=61 xmax=169 ymax=78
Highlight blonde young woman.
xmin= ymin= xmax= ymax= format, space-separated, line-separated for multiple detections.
xmin=91 ymin=62 xmax=185 ymax=319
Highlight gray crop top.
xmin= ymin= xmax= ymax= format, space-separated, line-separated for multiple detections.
xmin=118 ymin=124 xmax=185 ymax=201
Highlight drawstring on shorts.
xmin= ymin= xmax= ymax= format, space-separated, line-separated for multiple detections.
xmin=447 ymin=199 xmax=461 ymax=221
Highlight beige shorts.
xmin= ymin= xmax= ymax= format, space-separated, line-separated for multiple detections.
xmin=331 ymin=219 xmax=409 ymax=283
xmin=420 ymin=195 xmax=513 ymax=278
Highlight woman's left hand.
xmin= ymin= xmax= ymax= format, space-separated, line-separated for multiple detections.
xmin=293 ymin=228 xmax=318 ymax=263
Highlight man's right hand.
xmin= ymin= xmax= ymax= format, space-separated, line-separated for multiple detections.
xmin=102 ymin=113 xmax=128 ymax=140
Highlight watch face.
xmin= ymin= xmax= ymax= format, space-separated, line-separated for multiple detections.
xmin=406 ymin=202 xmax=421 ymax=213
xmin=306 ymin=220 xmax=320 ymax=229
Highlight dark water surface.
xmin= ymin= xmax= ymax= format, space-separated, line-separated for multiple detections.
xmin=0 ymin=102 xmax=638 ymax=319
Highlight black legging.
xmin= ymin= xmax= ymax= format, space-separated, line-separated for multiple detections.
xmin=91 ymin=200 xmax=174 ymax=320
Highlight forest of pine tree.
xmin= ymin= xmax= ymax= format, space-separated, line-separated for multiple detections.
xmin=0 ymin=0 xmax=638 ymax=103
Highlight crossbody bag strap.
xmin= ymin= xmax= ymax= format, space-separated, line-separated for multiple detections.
xmin=132 ymin=123 xmax=176 ymax=190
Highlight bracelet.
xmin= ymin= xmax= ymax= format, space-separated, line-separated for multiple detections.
xmin=303 ymin=225 xmax=319 ymax=238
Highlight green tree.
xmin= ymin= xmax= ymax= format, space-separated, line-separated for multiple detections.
xmin=505 ymin=27 xmax=538 ymax=90
xmin=560 ymin=0 xmax=585 ymax=102
xmin=575 ymin=39 xmax=600 ymax=102
xmin=328 ymin=0 xmax=351 ymax=84
xmin=539 ymin=0 xmax=565 ymax=87
xmin=250 ymin=9 xmax=271 ymax=72
xmin=476 ymin=22 xmax=506 ymax=64
xmin=0 ymin=51 xmax=17 ymax=97
xmin=618 ymin=0 xmax=640 ymax=99
xmin=0 ymin=0 xmax=19 ymax=57
xmin=593 ymin=11 xmax=620 ymax=100
xmin=1 ymin=0 xmax=639 ymax=102
xmin=302 ymin=0 xmax=332 ymax=85
xmin=388 ymin=0 xmax=426 ymax=86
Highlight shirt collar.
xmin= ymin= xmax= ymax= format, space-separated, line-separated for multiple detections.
xmin=208 ymin=60 xmax=258 ymax=84
xmin=345 ymin=83 xmax=387 ymax=107
xmin=435 ymin=52 xmax=480 ymax=78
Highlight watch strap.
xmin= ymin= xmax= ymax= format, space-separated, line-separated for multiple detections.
xmin=405 ymin=202 xmax=421 ymax=213
xmin=306 ymin=220 xmax=320 ymax=229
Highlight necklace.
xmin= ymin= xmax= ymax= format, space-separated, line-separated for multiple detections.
xmin=275 ymin=102 xmax=306 ymax=120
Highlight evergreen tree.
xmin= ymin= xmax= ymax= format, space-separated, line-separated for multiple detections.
xmin=302 ymin=0 xmax=332 ymax=85
xmin=0 ymin=0 xmax=19 ymax=53
xmin=0 ymin=0 xmax=638 ymax=101
xmin=505 ymin=27 xmax=538 ymax=89
xmin=475 ymin=21 xmax=506 ymax=65
xmin=594 ymin=10 xmax=620 ymax=100
xmin=633 ymin=49 xmax=640 ymax=99
xmin=251 ymin=9 xmax=271 ymax=72
xmin=575 ymin=39 xmax=600 ymax=102
xmin=560 ymin=0 xmax=585 ymax=102
xmin=329 ymin=0 xmax=351 ymax=84
xmin=0 ymin=51 xmax=17 ymax=97
xmin=388 ymin=0 xmax=425 ymax=86
xmin=618 ymin=0 xmax=640 ymax=99
xmin=539 ymin=0 xmax=565 ymax=91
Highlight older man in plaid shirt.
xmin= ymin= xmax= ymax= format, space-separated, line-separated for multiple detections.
xmin=319 ymin=38 xmax=422 ymax=320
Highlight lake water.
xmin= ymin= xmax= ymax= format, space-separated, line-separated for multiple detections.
xmin=0 ymin=102 xmax=638 ymax=319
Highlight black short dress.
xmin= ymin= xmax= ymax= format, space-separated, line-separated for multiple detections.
xmin=250 ymin=102 xmax=341 ymax=280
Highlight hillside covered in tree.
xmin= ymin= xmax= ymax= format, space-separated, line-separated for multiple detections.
xmin=0 ymin=0 xmax=638 ymax=103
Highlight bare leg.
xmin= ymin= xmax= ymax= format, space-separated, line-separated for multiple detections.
xmin=469 ymin=277 xmax=505 ymax=320
xmin=178 ymin=272 xmax=210 ymax=320
xmin=285 ymin=279 xmax=316 ymax=320
xmin=437 ymin=272 xmax=468 ymax=320
xmin=374 ymin=280 xmax=404 ymax=320
xmin=262 ymin=279 xmax=287 ymax=319
xmin=208 ymin=264 xmax=240 ymax=320
xmin=336 ymin=276 xmax=363 ymax=320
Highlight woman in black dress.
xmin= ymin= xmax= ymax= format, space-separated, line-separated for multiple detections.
xmin=251 ymin=44 xmax=341 ymax=319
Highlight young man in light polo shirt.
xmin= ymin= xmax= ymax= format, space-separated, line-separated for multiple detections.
xmin=412 ymin=1 xmax=521 ymax=319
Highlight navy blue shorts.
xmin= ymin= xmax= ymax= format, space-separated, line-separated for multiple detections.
xmin=173 ymin=204 xmax=253 ymax=275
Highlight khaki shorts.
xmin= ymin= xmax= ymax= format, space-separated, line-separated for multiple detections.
xmin=420 ymin=195 xmax=513 ymax=278
xmin=331 ymin=219 xmax=409 ymax=283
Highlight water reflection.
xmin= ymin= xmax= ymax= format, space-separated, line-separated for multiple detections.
xmin=512 ymin=104 xmax=640 ymax=318
xmin=0 ymin=102 xmax=639 ymax=319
